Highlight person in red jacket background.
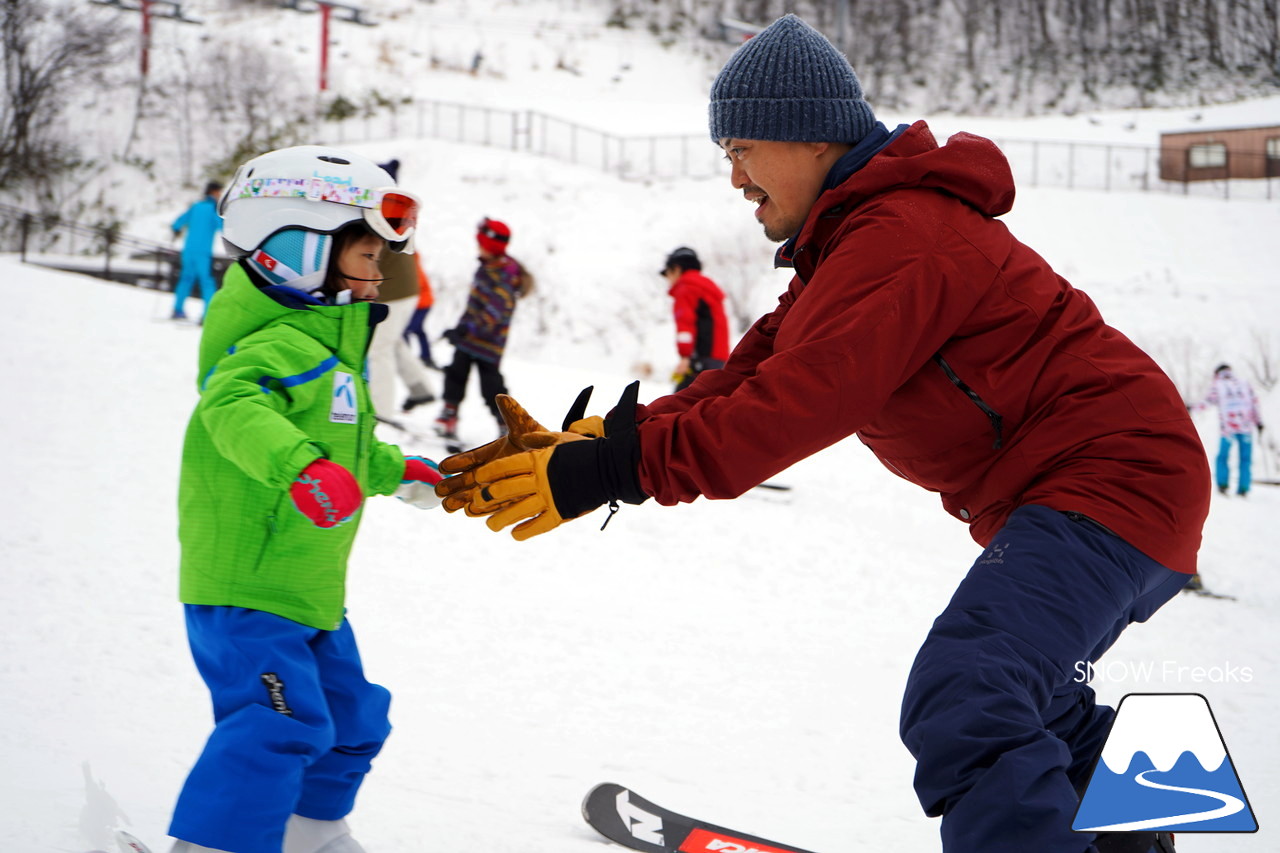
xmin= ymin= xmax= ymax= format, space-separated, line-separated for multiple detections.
xmin=440 ymin=15 xmax=1209 ymax=853
xmin=660 ymin=246 xmax=730 ymax=391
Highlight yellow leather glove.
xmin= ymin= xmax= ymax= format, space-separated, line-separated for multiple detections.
xmin=467 ymin=436 xmax=591 ymax=541
xmin=435 ymin=394 xmax=574 ymax=513
xmin=559 ymin=385 xmax=606 ymax=439
xmin=437 ymin=391 xmax=596 ymax=512
xmin=451 ymin=381 xmax=649 ymax=541
xmin=435 ymin=385 xmax=607 ymax=510
xmin=566 ymin=415 xmax=606 ymax=439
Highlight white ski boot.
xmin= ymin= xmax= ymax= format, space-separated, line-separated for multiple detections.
xmin=282 ymin=815 xmax=366 ymax=853
xmin=169 ymin=842 xmax=232 ymax=853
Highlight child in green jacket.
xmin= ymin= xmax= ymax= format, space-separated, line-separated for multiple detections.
xmin=170 ymin=146 xmax=440 ymax=853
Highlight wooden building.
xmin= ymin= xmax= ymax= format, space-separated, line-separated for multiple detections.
xmin=1160 ymin=124 xmax=1280 ymax=182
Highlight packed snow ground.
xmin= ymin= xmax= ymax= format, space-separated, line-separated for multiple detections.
xmin=3 ymin=152 xmax=1280 ymax=851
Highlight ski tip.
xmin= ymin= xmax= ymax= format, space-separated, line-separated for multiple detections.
xmin=583 ymin=781 xmax=624 ymax=814
xmin=114 ymin=830 xmax=155 ymax=853
xmin=1182 ymin=586 xmax=1237 ymax=600
xmin=585 ymin=781 xmax=625 ymax=796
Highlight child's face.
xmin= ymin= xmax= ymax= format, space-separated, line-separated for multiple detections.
xmin=334 ymin=232 xmax=386 ymax=301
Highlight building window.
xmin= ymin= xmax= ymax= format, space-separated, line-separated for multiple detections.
xmin=1188 ymin=142 xmax=1227 ymax=168
xmin=1268 ymin=138 xmax=1280 ymax=159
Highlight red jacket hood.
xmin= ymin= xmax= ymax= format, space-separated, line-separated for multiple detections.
xmin=851 ymin=121 xmax=1014 ymax=215
xmin=792 ymin=122 xmax=1016 ymax=265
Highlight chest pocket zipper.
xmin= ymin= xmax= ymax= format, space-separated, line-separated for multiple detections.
xmin=933 ymin=354 xmax=1004 ymax=450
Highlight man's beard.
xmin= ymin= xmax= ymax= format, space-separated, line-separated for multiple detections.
xmin=756 ymin=201 xmax=801 ymax=243
xmin=762 ymin=222 xmax=790 ymax=243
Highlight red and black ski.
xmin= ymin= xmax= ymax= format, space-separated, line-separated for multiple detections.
xmin=583 ymin=783 xmax=818 ymax=853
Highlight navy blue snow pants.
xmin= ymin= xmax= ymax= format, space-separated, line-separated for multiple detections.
xmin=899 ymin=504 xmax=1190 ymax=853
xmin=169 ymin=606 xmax=392 ymax=853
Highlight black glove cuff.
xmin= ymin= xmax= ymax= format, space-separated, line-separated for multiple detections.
xmin=547 ymin=440 xmax=606 ymax=518
xmin=546 ymin=430 xmax=648 ymax=519
xmin=562 ymin=385 xmax=594 ymax=431
xmin=546 ymin=381 xmax=649 ymax=519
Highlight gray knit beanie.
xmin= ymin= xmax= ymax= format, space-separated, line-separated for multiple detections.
xmin=709 ymin=14 xmax=876 ymax=145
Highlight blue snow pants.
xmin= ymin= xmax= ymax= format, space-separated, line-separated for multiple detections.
xmin=169 ymin=606 xmax=392 ymax=853
xmin=1216 ymin=433 xmax=1253 ymax=494
xmin=172 ymin=254 xmax=217 ymax=316
xmin=402 ymin=306 xmax=433 ymax=363
xmin=899 ymin=504 xmax=1190 ymax=853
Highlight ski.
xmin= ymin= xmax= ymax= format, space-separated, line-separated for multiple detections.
xmin=114 ymin=830 xmax=155 ymax=853
xmin=376 ymin=415 xmax=466 ymax=455
xmin=583 ymin=783 xmax=818 ymax=853
xmin=1182 ymin=576 xmax=1236 ymax=600
xmin=1184 ymin=586 xmax=1237 ymax=601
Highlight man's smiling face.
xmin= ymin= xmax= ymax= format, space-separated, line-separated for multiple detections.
xmin=718 ymin=138 xmax=847 ymax=243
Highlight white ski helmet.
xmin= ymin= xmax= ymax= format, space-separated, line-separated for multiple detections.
xmin=219 ymin=145 xmax=419 ymax=292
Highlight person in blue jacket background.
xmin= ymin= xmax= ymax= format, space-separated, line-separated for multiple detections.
xmin=171 ymin=180 xmax=224 ymax=320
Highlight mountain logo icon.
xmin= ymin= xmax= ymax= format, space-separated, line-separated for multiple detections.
xmin=1073 ymin=693 xmax=1258 ymax=834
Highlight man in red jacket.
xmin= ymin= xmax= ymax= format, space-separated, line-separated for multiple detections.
xmin=440 ymin=14 xmax=1208 ymax=853
xmin=660 ymin=246 xmax=730 ymax=390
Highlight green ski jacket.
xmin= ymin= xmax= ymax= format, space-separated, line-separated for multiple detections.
xmin=178 ymin=264 xmax=405 ymax=630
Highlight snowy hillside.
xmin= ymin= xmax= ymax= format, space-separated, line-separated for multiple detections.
xmin=41 ymin=0 xmax=1280 ymax=384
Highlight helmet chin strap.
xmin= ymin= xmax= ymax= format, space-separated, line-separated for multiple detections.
xmin=330 ymin=269 xmax=385 ymax=305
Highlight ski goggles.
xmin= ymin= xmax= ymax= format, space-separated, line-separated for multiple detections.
xmin=225 ymin=176 xmax=420 ymax=242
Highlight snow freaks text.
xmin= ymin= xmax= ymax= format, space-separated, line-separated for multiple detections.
xmin=1073 ymin=660 xmax=1255 ymax=684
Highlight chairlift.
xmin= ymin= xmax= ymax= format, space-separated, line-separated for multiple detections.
xmin=89 ymin=0 xmax=202 ymax=25
xmin=278 ymin=0 xmax=377 ymax=27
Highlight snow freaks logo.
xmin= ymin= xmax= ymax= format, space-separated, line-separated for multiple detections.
xmin=1073 ymin=659 xmax=1254 ymax=684
xmin=1073 ymin=693 xmax=1258 ymax=835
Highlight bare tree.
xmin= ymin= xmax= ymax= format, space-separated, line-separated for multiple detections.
xmin=190 ymin=37 xmax=311 ymax=180
xmin=1246 ymin=328 xmax=1278 ymax=391
xmin=0 ymin=0 xmax=125 ymax=194
xmin=621 ymin=0 xmax=1280 ymax=113
xmin=1146 ymin=334 xmax=1219 ymax=405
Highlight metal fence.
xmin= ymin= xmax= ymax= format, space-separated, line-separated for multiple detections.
xmin=319 ymin=98 xmax=1280 ymax=200
xmin=0 ymin=202 xmax=182 ymax=288
xmin=992 ymin=137 xmax=1279 ymax=200
xmin=319 ymin=99 xmax=727 ymax=181
xmin=5 ymin=104 xmax=1272 ymax=275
